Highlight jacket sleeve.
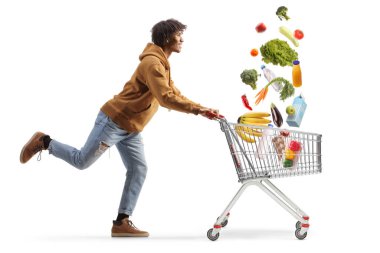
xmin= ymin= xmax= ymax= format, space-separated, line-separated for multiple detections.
xmin=145 ymin=63 xmax=202 ymax=114
xmin=170 ymin=79 xmax=204 ymax=108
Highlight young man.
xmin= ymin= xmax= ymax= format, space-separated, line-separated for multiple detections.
xmin=19 ymin=19 xmax=220 ymax=237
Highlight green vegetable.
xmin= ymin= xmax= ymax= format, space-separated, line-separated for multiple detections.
xmin=240 ymin=69 xmax=260 ymax=90
xmin=279 ymin=26 xmax=299 ymax=47
xmin=283 ymin=159 xmax=293 ymax=168
xmin=260 ymin=39 xmax=298 ymax=67
xmin=276 ymin=6 xmax=290 ymax=21
xmin=272 ymin=77 xmax=295 ymax=101
xmin=255 ymin=77 xmax=294 ymax=104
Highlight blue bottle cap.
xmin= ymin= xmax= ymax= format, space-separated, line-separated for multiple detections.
xmin=261 ymin=65 xmax=266 ymax=69
xmin=268 ymin=124 xmax=274 ymax=127
xmin=293 ymin=60 xmax=300 ymax=65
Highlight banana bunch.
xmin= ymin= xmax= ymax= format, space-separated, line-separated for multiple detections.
xmin=235 ymin=112 xmax=271 ymax=143
xmin=238 ymin=112 xmax=271 ymax=125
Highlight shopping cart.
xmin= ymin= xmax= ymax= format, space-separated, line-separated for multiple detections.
xmin=206 ymin=115 xmax=322 ymax=241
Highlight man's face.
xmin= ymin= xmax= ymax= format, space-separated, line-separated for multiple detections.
xmin=169 ymin=31 xmax=184 ymax=53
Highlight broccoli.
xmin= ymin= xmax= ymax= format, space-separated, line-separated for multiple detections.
xmin=276 ymin=6 xmax=290 ymax=21
xmin=240 ymin=69 xmax=260 ymax=90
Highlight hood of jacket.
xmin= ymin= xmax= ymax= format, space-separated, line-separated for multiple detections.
xmin=139 ymin=43 xmax=170 ymax=69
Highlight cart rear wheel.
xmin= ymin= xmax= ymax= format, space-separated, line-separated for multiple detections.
xmin=295 ymin=228 xmax=307 ymax=240
xmin=207 ymin=228 xmax=220 ymax=241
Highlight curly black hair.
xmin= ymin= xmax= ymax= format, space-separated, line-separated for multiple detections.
xmin=151 ymin=19 xmax=186 ymax=48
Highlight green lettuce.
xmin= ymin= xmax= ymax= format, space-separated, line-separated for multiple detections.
xmin=260 ymin=39 xmax=298 ymax=67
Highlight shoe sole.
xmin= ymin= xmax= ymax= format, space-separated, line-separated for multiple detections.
xmin=111 ymin=232 xmax=149 ymax=237
xmin=20 ymin=132 xmax=43 ymax=164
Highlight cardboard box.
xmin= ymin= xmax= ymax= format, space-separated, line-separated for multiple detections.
xmin=286 ymin=95 xmax=307 ymax=127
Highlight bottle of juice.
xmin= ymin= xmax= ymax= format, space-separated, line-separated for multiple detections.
xmin=292 ymin=60 xmax=302 ymax=88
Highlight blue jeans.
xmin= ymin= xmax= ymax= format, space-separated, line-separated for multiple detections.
xmin=48 ymin=111 xmax=147 ymax=216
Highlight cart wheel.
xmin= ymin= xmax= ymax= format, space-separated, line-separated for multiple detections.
xmin=207 ymin=228 xmax=220 ymax=241
xmin=295 ymin=221 xmax=301 ymax=229
xmin=295 ymin=228 xmax=307 ymax=240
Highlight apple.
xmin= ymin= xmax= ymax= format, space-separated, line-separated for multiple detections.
xmin=286 ymin=105 xmax=296 ymax=115
xmin=255 ymin=23 xmax=266 ymax=33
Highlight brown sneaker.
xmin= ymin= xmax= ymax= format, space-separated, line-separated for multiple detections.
xmin=111 ymin=218 xmax=149 ymax=237
xmin=20 ymin=132 xmax=48 ymax=164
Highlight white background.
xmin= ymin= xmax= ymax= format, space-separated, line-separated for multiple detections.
xmin=1 ymin=0 xmax=379 ymax=252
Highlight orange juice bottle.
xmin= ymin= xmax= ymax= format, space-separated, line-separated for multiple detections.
xmin=292 ymin=60 xmax=302 ymax=87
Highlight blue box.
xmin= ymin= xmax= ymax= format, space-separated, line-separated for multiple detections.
xmin=286 ymin=95 xmax=307 ymax=127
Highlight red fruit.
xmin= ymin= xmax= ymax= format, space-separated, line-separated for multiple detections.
xmin=294 ymin=29 xmax=304 ymax=40
xmin=280 ymin=130 xmax=290 ymax=137
xmin=289 ymin=140 xmax=301 ymax=151
xmin=250 ymin=48 xmax=259 ymax=57
xmin=255 ymin=23 xmax=266 ymax=33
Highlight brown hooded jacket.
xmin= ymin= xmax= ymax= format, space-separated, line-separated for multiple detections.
xmin=101 ymin=43 xmax=203 ymax=132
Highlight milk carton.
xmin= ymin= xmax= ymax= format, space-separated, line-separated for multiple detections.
xmin=286 ymin=94 xmax=307 ymax=127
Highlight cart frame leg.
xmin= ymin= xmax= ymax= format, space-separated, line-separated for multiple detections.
xmin=210 ymin=180 xmax=256 ymax=237
xmin=257 ymin=179 xmax=309 ymax=222
xmin=209 ymin=178 xmax=310 ymax=240
xmin=257 ymin=179 xmax=309 ymax=235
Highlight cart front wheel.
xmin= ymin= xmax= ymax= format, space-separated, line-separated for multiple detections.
xmin=296 ymin=221 xmax=301 ymax=229
xmin=207 ymin=228 xmax=220 ymax=241
xmin=295 ymin=228 xmax=307 ymax=240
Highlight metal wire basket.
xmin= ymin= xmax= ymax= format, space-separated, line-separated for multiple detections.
xmin=219 ymin=119 xmax=322 ymax=182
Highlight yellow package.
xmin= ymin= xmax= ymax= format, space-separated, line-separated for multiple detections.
xmin=285 ymin=149 xmax=295 ymax=160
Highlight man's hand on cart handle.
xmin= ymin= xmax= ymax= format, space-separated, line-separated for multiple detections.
xmin=200 ymin=108 xmax=224 ymax=120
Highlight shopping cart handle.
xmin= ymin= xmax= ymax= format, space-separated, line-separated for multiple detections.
xmin=206 ymin=111 xmax=225 ymax=120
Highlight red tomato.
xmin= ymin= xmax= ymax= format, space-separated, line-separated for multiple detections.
xmin=289 ymin=140 xmax=301 ymax=152
xmin=255 ymin=23 xmax=266 ymax=33
xmin=294 ymin=29 xmax=304 ymax=40
xmin=250 ymin=48 xmax=258 ymax=57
